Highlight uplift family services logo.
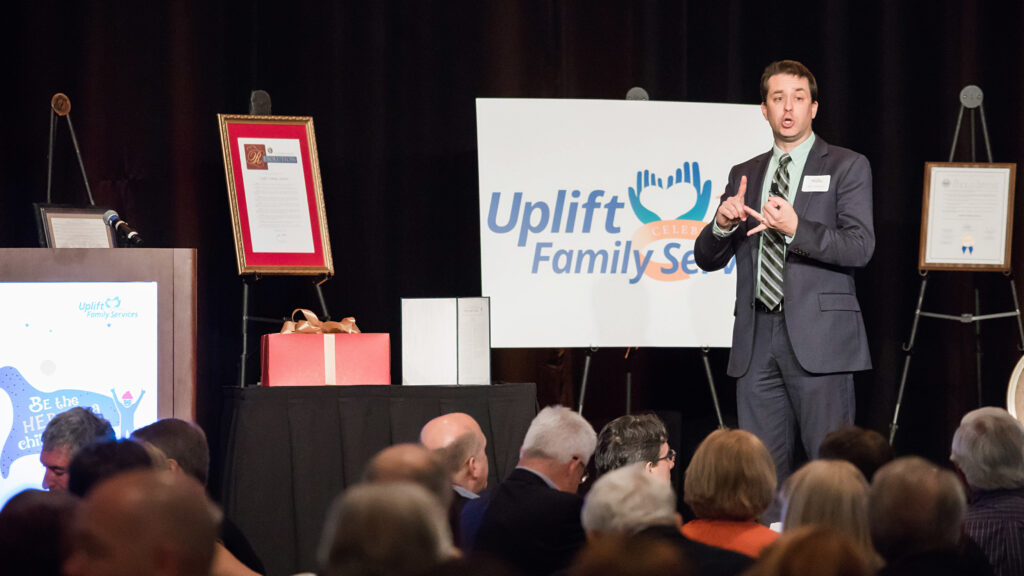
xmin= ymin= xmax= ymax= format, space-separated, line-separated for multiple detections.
xmin=485 ymin=161 xmax=731 ymax=284
xmin=627 ymin=162 xmax=715 ymax=282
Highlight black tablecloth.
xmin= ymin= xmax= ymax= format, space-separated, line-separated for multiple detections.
xmin=218 ymin=383 xmax=538 ymax=576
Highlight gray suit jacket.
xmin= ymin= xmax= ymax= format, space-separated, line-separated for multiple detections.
xmin=694 ymin=136 xmax=874 ymax=376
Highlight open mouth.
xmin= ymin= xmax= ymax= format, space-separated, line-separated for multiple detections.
xmin=782 ymin=117 xmax=794 ymax=128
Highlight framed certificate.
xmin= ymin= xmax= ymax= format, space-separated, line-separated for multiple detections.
xmin=919 ymin=162 xmax=1016 ymax=272
xmin=35 ymin=204 xmax=116 ymax=248
xmin=217 ymin=114 xmax=334 ymax=276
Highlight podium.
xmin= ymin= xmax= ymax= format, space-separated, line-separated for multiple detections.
xmin=0 ymin=248 xmax=197 ymax=418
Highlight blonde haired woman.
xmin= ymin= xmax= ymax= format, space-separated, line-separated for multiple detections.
xmin=780 ymin=459 xmax=880 ymax=567
xmin=683 ymin=429 xmax=779 ymax=557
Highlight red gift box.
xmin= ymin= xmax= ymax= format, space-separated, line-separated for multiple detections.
xmin=261 ymin=333 xmax=391 ymax=386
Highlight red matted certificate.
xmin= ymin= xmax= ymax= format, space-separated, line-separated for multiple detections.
xmin=218 ymin=115 xmax=333 ymax=276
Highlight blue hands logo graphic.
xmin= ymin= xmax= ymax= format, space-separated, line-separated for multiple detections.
xmin=627 ymin=162 xmax=712 ymax=224
xmin=105 ymin=297 xmax=121 ymax=309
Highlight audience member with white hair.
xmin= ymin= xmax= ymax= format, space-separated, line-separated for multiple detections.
xmin=471 ymin=405 xmax=596 ymax=575
xmin=318 ymin=482 xmax=456 ymax=576
xmin=950 ymin=407 xmax=1024 ymax=576
xmin=682 ymin=429 xmax=778 ymax=557
xmin=869 ymin=456 xmax=992 ymax=576
xmin=582 ymin=464 xmax=752 ymax=576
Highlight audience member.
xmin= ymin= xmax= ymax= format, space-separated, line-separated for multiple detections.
xmin=744 ymin=525 xmax=874 ymax=576
xmin=63 ymin=469 xmax=219 ymax=576
xmin=682 ymin=429 xmax=778 ymax=557
xmin=363 ymin=442 xmax=453 ymax=509
xmin=570 ymin=534 xmax=693 ymax=576
xmin=869 ymin=456 xmax=993 ymax=576
xmin=950 ymin=407 xmax=1024 ymax=576
xmin=593 ymin=413 xmax=675 ymax=483
xmin=0 ymin=489 xmax=78 ymax=576
xmin=39 ymin=407 xmax=116 ymax=491
xmin=66 ymin=439 xmax=153 ymax=497
xmin=133 ymin=418 xmax=266 ymax=576
xmin=420 ymin=412 xmax=490 ymax=545
xmin=317 ymin=482 xmax=456 ymax=576
xmin=818 ymin=426 xmax=894 ymax=482
xmin=780 ymin=459 xmax=877 ymax=566
xmin=471 ymin=405 xmax=596 ymax=575
xmin=583 ymin=463 xmax=752 ymax=576
xmin=132 ymin=418 xmax=211 ymax=485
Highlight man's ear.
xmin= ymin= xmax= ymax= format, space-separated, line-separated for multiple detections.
xmin=166 ymin=458 xmax=182 ymax=475
xmin=466 ymin=456 xmax=481 ymax=479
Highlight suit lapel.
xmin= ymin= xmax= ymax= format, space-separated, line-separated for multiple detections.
xmin=793 ymin=137 xmax=829 ymax=220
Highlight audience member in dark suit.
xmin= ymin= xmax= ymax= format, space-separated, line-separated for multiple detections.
xmin=870 ymin=456 xmax=994 ymax=576
xmin=950 ymin=407 xmax=1024 ymax=576
xmin=583 ymin=463 xmax=751 ymax=576
xmin=421 ymin=412 xmax=490 ymax=547
xmin=472 ymin=405 xmax=596 ymax=576
xmin=133 ymin=418 xmax=266 ymax=576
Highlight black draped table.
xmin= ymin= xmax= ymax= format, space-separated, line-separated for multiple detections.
xmin=218 ymin=383 xmax=537 ymax=576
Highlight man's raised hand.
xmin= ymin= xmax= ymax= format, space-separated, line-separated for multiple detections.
xmin=714 ymin=175 xmax=748 ymax=230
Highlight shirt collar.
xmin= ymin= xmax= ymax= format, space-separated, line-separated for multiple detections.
xmin=453 ymin=484 xmax=479 ymax=499
xmin=773 ymin=132 xmax=815 ymax=171
xmin=516 ymin=465 xmax=559 ymax=490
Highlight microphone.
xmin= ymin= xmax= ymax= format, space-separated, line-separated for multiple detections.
xmin=103 ymin=210 xmax=143 ymax=246
xmin=626 ymin=86 xmax=650 ymax=101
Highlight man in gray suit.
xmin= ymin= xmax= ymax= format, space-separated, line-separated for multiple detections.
xmin=694 ymin=60 xmax=874 ymax=505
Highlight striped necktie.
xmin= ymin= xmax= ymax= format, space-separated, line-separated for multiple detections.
xmin=758 ymin=154 xmax=791 ymax=311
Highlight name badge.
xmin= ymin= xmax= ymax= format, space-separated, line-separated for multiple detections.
xmin=802 ymin=175 xmax=831 ymax=192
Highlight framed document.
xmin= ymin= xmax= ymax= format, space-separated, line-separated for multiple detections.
xmin=919 ymin=162 xmax=1016 ymax=272
xmin=35 ymin=204 xmax=115 ymax=248
xmin=217 ymin=114 xmax=334 ymax=276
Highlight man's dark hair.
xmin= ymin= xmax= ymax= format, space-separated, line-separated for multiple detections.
xmin=0 ymin=489 xmax=78 ymax=576
xmin=760 ymin=60 xmax=818 ymax=103
xmin=593 ymin=414 xmax=668 ymax=477
xmin=131 ymin=418 xmax=210 ymax=486
xmin=67 ymin=439 xmax=153 ymax=497
xmin=41 ymin=407 xmax=115 ymax=455
xmin=818 ymin=426 xmax=894 ymax=482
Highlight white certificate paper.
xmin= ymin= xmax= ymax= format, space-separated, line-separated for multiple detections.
xmin=49 ymin=217 xmax=111 ymax=248
xmin=237 ymin=137 xmax=315 ymax=254
xmin=924 ymin=166 xmax=1011 ymax=267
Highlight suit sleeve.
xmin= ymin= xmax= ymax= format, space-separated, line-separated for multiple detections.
xmin=788 ymin=153 xmax=875 ymax=268
xmin=694 ymin=166 xmax=741 ymax=272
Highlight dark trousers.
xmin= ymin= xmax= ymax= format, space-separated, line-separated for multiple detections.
xmin=737 ymin=308 xmax=855 ymax=522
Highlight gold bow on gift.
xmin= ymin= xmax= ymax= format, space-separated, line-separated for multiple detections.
xmin=280 ymin=309 xmax=360 ymax=335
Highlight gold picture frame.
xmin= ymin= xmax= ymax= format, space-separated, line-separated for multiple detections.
xmin=919 ymin=162 xmax=1016 ymax=272
xmin=217 ymin=114 xmax=334 ymax=276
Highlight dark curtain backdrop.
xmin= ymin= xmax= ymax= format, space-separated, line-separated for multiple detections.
xmin=4 ymin=0 xmax=1024 ymax=492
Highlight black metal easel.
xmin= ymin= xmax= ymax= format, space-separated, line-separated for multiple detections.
xmin=235 ymin=90 xmax=332 ymax=387
xmin=889 ymin=85 xmax=1024 ymax=444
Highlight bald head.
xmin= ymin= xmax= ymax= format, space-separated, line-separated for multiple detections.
xmin=64 ymin=470 xmax=218 ymax=576
xmin=363 ymin=443 xmax=453 ymax=509
xmin=420 ymin=413 xmax=489 ymax=493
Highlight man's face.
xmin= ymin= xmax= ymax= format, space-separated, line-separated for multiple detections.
xmin=41 ymin=446 xmax=72 ymax=491
xmin=647 ymin=442 xmax=675 ymax=484
xmin=761 ymin=73 xmax=818 ymax=151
